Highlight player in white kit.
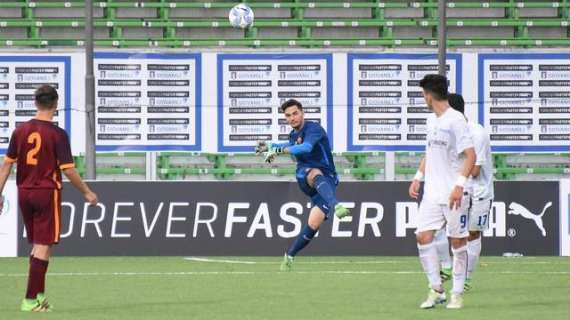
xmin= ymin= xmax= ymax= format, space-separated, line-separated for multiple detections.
xmin=408 ymin=75 xmax=476 ymax=309
xmin=447 ymin=93 xmax=494 ymax=291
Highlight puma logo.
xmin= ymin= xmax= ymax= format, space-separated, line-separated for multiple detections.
xmin=508 ymin=202 xmax=552 ymax=236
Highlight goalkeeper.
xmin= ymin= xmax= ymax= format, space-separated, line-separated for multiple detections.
xmin=256 ymin=99 xmax=351 ymax=272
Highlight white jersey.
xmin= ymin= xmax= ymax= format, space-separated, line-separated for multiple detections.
xmin=466 ymin=122 xmax=494 ymax=200
xmin=423 ymin=108 xmax=474 ymax=204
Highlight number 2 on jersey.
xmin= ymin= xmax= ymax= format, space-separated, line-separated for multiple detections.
xmin=26 ymin=132 xmax=42 ymax=165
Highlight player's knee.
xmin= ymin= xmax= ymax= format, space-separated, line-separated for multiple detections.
xmin=450 ymin=237 xmax=467 ymax=249
xmin=416 ymin=232 xmax=433 ymax=245
xmin=308 ymin=221 xmax=321 ymax=230
xmin=32 ymin=244 xmax=52 ymax=260
xmin=307 ymin=217 xmax=323 ymax=230
xmin=468 ymin=231 xmax=481 ymax=241
xmin=308 ymin=207 xmax=326 ymax=229
xmin=306 ymin=169 xmax=323 ymax=187
xmin=415 ymin=234 xmax=423 ymax=243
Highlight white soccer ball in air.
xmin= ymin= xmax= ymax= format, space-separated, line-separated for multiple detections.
xmin=229 ymin=4 xmax=254 ymax=29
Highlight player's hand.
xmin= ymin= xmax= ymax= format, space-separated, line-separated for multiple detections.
xmin=255 ymin=141 xmax=269 ymax=155
xmin=263 ymin=143 xmax=284 ymax=164
xmin=264 ymin=150 xmax=277 ymax=163
xmin=448 ymin=186 xmax=464 ymax=210
xmin=84 ymin=191 xmax=98 ymax=206
xmin=409 ymin=180 xmax=420 ymax=199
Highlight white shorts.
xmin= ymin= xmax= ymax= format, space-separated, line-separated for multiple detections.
xmin=415 ymin=195 xmax=470 ymax=238
xmin=468 ymin=197 xmax=493 ymax=232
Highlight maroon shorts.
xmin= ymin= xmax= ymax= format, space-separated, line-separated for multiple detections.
xmin=19 ymin=188 xmax=61 ymax=245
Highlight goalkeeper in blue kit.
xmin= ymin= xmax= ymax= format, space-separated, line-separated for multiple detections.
xmin=256 ymin=99 xmax=351 ymax=271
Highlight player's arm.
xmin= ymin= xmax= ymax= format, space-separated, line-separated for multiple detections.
xmin=470 ymin=132 xmax=488 ymax=178
xmin=450 ymin=147 xmax=476 ymax=208
xmin=282 ymin=127 xmax=322 ymax=155
xmin=449 ymin=148 xmax=475 ymax=209
xmin=471 ymin=165 xmax=481 ymax=178
xmin=0 ymin=161 xmax=14 ymax=195
xmin=282 ymin=142 xmax=313 ymax=155
xmin=56 ymin=131 xmax=98 ymax=206
xmin=408 ymin=157 xmax=425 ymax=199
xmin=409 ymin=116 xmax=431 ymax=199
xmin=255 ymin=141 xmax=290 ymax=154
xmin=0 ymin=161 xmax=13 ymax=213
xmin=272 ymin=142 xmax=293 ymax=149
xmin=268 ymin=137 xmax=317 ymax=156
xmin=458 ymin=148 xmax=476 ymax=181
xmin=264 ymin=141 xmax=313 ymax=160
xmin=62 ymin=168 xmax=98 ymax=205
xmin=449 ymin=120 xmax=476 ymax=209
xmin=0 ymin=132 xmax=18 ymax=212
xmin=264 ymin=126 xmax=323 ymax=163
xmin=264 ymin=141 xmax=315 ymax=163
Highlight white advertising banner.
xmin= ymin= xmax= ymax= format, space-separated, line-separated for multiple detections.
xmin=347 ymin=53 xmax=462 ymax=151
xmin=0 ymin=55 xmax=71 ymax=153
xmin=478 ymin=53 xmax=570 ymax=152
xmin=95 ymin=52 xmax=201 ymax=151
xmin=217 ymin=54 xmax=333 ymax=152
xmin=2 ymin=51 xmax=570 ymax=155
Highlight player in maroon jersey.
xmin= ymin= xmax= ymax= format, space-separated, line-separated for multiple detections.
xmin=0 ymin=85 xmax=98 ymax=312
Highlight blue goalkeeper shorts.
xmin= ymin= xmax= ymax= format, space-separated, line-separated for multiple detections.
xmin=295 ymin=167 xmax=339 ymax=219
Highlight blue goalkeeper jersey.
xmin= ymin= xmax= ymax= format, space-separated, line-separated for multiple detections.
xmin=286 ymin=121 xmax=336 ymax=176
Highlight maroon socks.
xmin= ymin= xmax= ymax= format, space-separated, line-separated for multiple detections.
xmin=25 ymin=257 xmax=49 ymax=299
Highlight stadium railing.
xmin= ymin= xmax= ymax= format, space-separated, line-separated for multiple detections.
xmin=74 ymin=152 xmax=147 ymax=179
xmin=68 ymin=152 xmax=570 ymax=181
xmin=155 ymin=152 xmax=385 ymax=180
xmin=69 ymin=152 xmax=386 ymax=180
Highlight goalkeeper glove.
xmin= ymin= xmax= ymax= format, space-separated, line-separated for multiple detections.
xmin=255 ymin=141 xmax=269 ymax=155
xmin=263 ymin=143 xmax=284 ymax=163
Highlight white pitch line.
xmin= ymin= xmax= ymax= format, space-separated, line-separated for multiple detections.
xmin=183 ymin=258 xmax=570 ymax=265
xmin=183 ymin=258 xmax=407 ymax=265
xmin=184 ymin=257 xmax=257 ymax=264
xmin=0 ymin=270 xmax=569 ymax=278
xmin=300 ymin=261 xmax=570 ymax=265
xmin=0 ymin=271 xmax=258 ymax=277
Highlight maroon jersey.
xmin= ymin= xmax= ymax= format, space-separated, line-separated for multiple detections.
xmin=4 ymin=119 xmax=74 ymax=189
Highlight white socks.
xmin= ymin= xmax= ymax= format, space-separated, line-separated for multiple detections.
xmin=451 ymin=245 xmax=468 ymax=294
xmin=418 ymin=242 xmax=442 ymax=291
xmin=434 ymin=229 xmax=452 ymax=269
xmin=467 ymin=236 xmax=482 ymax=279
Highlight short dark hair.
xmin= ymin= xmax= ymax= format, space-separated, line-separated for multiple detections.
xmin=448 ymin=93 xmax=465 ymax=114
xmin=419 ymin=74 xmax=449 ymax=101
xmin=280 ymin=99 xmax=303 ymax=113
xmin=34 ymin=85 xmax=58 ymax=109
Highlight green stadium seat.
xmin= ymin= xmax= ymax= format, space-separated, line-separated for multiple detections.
xmin=0 ymin=1 xmax=569 ymax=47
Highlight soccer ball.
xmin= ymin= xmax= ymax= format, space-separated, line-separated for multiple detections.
xmin=229 ymin=4 xmax=254 ymax=29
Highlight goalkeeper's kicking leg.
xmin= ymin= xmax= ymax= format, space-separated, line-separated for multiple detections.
xmin=280 ymin=168 xmax=350 ymax=271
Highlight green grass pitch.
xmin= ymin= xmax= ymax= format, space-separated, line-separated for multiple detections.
xmin=0 ymin=256 xmax=569 ymax=319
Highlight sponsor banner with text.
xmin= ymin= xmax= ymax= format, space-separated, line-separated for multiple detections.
xmin=0 ymin=55 xmax=71 ymax=153
xmin=478 ymin=53 xmax=570 ymax=152
xmin=16 ymin=181 xmax=560 ymax=256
